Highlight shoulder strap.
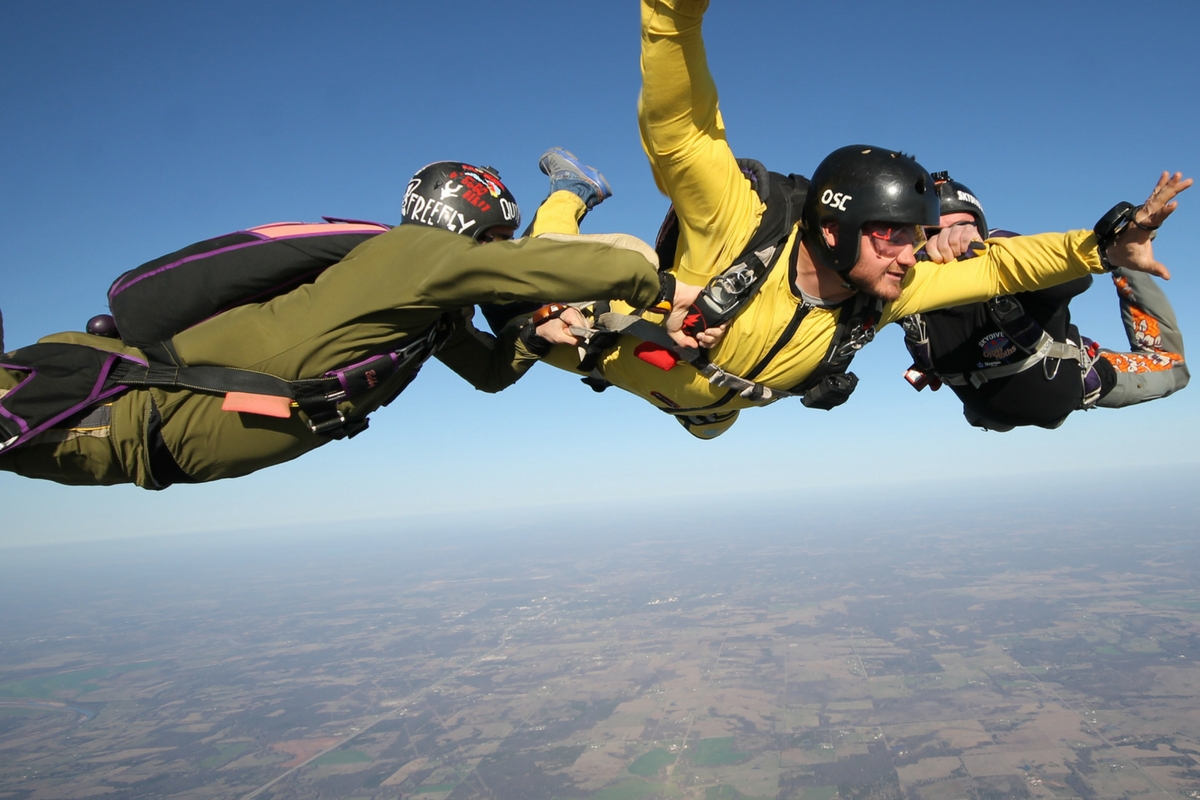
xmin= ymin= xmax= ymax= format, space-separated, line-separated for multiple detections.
xmin=986 ymin=295 xmax=1047 ymax=355
xmin=686 ymin=165 xmax=808 ymax=331
xmin=652 ymin=159 xmax=807 ymax=332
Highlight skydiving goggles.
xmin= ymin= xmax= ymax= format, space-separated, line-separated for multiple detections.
xmin=863 ymin=222 xmax=926 ymax=257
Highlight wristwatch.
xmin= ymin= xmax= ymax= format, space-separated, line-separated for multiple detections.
xmin=1093 ymin=201 xmax=1138 ymax=271
xmin=529 ymin=303 xmax=571 ymax=326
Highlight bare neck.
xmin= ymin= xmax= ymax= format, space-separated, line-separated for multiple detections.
xmin=794 ymin=239 xmax=857 ymax=305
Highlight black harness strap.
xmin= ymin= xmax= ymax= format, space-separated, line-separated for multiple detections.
xmin=0 ymin=324 xmax=450 ymax=460
xmin=788 ymin=291 xmax=882 ymax=409
xmin=985 ymin=295 xmax=1046 ymax=354
xmin=108 ymin=317 xmax=453 ymax=441
xmin=658 ymin=161 xmax=808 ymax=333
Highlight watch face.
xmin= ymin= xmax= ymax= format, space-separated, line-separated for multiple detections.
xmin=1112 ymin=212 xmax=1133 ymax=238
xmin=1096 ymin=201 xmax=1137 ymax=245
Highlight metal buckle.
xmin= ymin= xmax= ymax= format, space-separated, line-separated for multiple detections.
xmin=709 ymin=265 xmax=757 ymax=306
xmin=307 ymin=408 xmax=346 ymax=435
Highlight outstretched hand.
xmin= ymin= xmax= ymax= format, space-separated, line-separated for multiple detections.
xmin=1106 ymin=171 xmax=1192 ymax=279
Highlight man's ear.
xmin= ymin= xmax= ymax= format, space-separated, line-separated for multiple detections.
xmin=822 ymin=221 xmax=839 ymax=248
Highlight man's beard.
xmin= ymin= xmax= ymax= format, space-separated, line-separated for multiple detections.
xmin=845 ymin=266 xmax=903 ymax=302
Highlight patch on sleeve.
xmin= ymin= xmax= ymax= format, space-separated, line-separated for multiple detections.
xmin=1100 ymin=350 xmax=1183 ymax=374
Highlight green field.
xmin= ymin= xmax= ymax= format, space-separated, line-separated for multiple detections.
xmin=200 ymin=743 xmax=251 ymax=769
xmin=312 ymin=749 xmax=372 ymax=766
xmin=706 ymin=784 xmax=775 ymax=800
xmin=594 ymin=778 xmax=677 ymax=800
xmin=1137 ymin=594 xmax=1200 ymax=611
xmin=0 ymin=662 xmax=164 ymax=699
xmin=688 ymin=737 xmax=748 ymax=767
xmin=416 ymin=784 xmax=459 ymax=794
xmin=629 ymin=747 xmax=676 ymax=776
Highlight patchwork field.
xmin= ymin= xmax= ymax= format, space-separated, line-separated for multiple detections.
xmin=1 ymin=508 xmax=1198 ymax=799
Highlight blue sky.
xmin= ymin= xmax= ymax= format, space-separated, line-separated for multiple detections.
xmin=2 ymin=1 xmax=1198 ymax=546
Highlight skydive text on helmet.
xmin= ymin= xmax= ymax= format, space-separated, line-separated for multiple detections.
xmin=956 ymin=190 xmax=983 ymax=212
xmin=821 ymin=190 xmax=852 ymax=211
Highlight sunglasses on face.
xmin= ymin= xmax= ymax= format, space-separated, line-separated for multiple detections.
xmin=863 ymin=223 xmax=925 ymax=257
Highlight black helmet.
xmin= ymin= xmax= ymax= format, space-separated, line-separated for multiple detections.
xmin=931 ymin=171 xmax=987 ymax=236
xmin=801 ymin=145 xmax=939 ymax=275
xmin=401 ymin=161 xmax=521 ymax=240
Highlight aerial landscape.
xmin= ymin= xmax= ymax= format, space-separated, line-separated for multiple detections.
xmin=2 ymin=3 xmax=1199 ymax=800
xmin=1 ymin=490 xmax=1198 ymax=800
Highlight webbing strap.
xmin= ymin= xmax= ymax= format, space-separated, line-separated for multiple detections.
xmin=113 ymin=320 xmax=451 ymax=438
xmin=698 ymin=363 xmax=795 ymax=402
xmin=900 ymin=314 xmax=933 ymax=372
xmin=1078 ymin=338 xmax=1104 ymax=408
xmin=939 ymin=333 xmax=1083 ymax=388
xmin=112 ymin=360 xmax=300 ymax=398
xmin=987 ymin=295 xmax=1044 ymax=354
xmin=594 ymin=312 xmax=701 ymax=364
xmin=590 ymin=312 xmax=793 ymax=403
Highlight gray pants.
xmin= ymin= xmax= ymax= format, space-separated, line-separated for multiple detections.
xmin=1094 ymin=267 xmax=1189 ymax=408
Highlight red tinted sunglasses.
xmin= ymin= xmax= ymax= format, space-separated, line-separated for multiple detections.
xmin=863 ymin=223 xmax=925 ymax=256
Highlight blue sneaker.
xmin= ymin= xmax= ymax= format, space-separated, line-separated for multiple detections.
xmin=539 ymin=148 xmax=613 ymax=209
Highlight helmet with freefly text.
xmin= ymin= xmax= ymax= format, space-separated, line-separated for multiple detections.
xmin=931 ymin=171 xmax=988 ymax=236
xmin=401 ymin=161 xmax=521 ymax=240
xmin=801 ymin=145 xmax=939 ymax=275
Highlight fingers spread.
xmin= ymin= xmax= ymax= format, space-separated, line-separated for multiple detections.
xmin=1143 ymin=172 xmax=1193 ymax=224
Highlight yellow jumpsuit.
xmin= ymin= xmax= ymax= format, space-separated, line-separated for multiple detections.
xmin=542 ymin=0 xmax=1108 ymax=439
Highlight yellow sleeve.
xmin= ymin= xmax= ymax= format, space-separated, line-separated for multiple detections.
xmin=882 ymin=230 xmax=1104 ymax=324
xmin=638 ymin=0 xmax=763 ymax=286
